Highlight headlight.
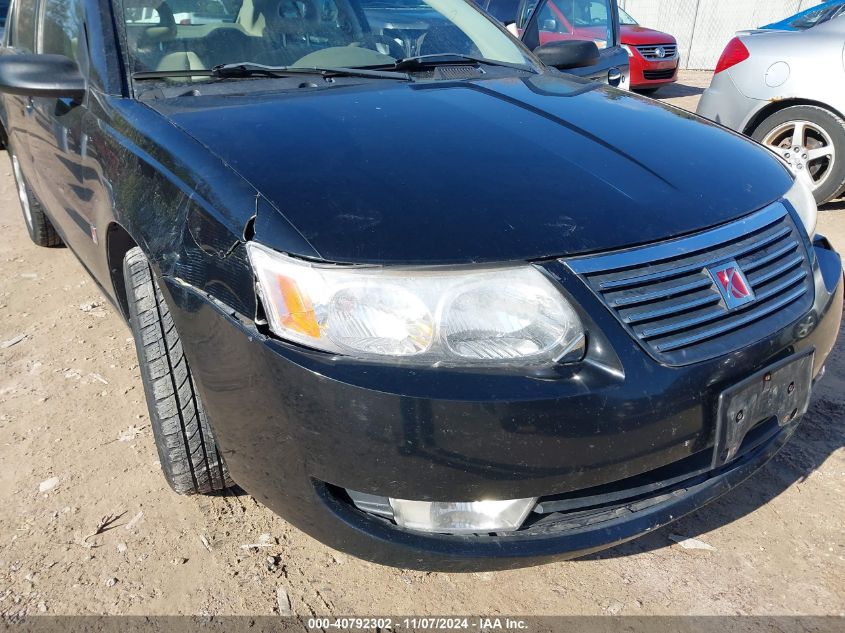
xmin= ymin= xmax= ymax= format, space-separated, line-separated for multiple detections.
xmin=621 ymin=44 xmax=633 ymax=57
xmin=246 ymin=243 xmax=585 ymax=366
xmin=783 ymin=176 xmax=817 ymax=239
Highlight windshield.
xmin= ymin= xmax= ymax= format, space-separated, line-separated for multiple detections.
xmin=118 ymin=0 xmax=532 ymax=77
xmin=790 ymin=4 xmax=845 ymax=30
xmin=0 ymin=0 xmax=9 ymax=28
xmin=617 ymin=7 xmax=636 ymax=25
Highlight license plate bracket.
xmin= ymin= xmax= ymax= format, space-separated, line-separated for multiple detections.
xmin=713 ymin=349 xmax=814 ymax=467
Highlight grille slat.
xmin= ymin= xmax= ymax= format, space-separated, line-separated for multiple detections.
xmin=609 ymin=277 xmax=713 ymax=308
xmin=740 ymin=241 xmax=798 ymax=273
xmin=752 ymin=268 xmax=808 ymax=301
xmin=624 ymin=293 xmax=721 ymax=325
xmin=641 ymin=269 xmax=808 ymax=341
xmin=731 ymin=225 xmax=792 ymax=260
xmin=653 ymin=287 xmax=807 ymax=352
xmin=601 ymin=259 xmax=709 ymax=291
xmin=747 ymin=254 xmax=804 ymax=288
xmin=636 ymin=44 xmax=678 ymax=60
xmin=563 ymin=203 xmax=814 ymax=366
xmin=597 ymin=221 xmax=788 ymax=291
xmin=641 ymin=306 xmax=725 ymax=340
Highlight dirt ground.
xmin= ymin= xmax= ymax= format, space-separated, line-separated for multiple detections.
xmin=1 ymin=71 xmax=844 ymax=618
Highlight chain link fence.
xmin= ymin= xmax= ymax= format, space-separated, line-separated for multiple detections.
xmin=617 ymin=0 xmax=825 ymax=69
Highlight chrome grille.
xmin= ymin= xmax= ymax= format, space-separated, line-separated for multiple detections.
xmin=565 ymin=203 xmax=814 ymax=366
xmin=636 ymin=44 xmax=678 ymax=60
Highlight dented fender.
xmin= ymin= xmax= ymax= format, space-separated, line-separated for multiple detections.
xmin=88 ymin=97 xmax=322 ymax=318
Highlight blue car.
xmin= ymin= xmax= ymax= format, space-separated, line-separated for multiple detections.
xmin=761 ymin=1 xmax=845 ymax=31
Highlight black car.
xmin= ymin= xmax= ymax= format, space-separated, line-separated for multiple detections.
xmin=0 ymin=0 xmax=840 ymax=571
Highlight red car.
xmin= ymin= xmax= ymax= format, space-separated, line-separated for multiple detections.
xmin=482 ymin=0 xmax=678 ymax=92
xmin=618 ymin=6 xmax=679 ymax=93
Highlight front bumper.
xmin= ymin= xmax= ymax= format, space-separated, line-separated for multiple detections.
xmin=629 ymin=53 xmax=679 ymax=88
xmin=162 ymin=237 xmax=842 ymax=571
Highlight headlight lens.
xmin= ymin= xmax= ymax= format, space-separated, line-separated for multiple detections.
xmin=783 ymin=176 xmax=817 ymax=239
xmin=246 ymin=243 xmax=585 ymax=366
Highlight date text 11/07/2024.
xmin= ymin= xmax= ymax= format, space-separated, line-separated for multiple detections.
xmin=306 ymin=618 xmax=530 ymax=630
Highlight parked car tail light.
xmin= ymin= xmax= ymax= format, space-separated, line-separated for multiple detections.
xmin=246 ymin=243 xmax=586 ymax=366
xmin=714 ymin=37 xmax=750 ymax=74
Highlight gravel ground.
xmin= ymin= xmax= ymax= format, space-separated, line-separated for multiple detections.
xmin=0 ymin=71 xmax=843 ymax=617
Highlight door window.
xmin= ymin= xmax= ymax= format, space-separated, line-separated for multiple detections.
xmin=13 ymin=0 xmax=38 ymax=51
xmin=0 ymin=1 xmax=11 ymax=32
xmin=39 ymin=0 xmax=84 ymax=60
xmin=485 ymin=0 xmax=519 ymax=24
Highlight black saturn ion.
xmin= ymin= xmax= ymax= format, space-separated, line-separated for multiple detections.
xmin=0 ymin=0 xmax=840 ymax=571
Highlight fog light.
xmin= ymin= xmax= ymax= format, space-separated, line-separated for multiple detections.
xmin=389 ymin=497 xmax=537 ymax=534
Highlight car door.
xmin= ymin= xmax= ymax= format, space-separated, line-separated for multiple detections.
xmin=517 ymin=0 xmax=628 ymax=88
xmin=2 ymin=0 xmax=40 ymax=174
xmin=26 ymin=0 xmax=96 ymax=257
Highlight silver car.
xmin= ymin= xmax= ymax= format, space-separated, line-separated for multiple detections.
xmin=697 ymin=15 xmax=845 ymax=205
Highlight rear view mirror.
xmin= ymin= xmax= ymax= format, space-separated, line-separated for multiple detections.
xmin=534 ymin=40 xmax=600 ymax=70
xmin=0 ymin=54 xmax=86 ymax=100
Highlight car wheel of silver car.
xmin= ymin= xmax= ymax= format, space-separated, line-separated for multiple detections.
xmin=123 ymin=247 xmax=233 ymax=495
xmin=8 ymin=151 xmax=63 ymax=247
xmin=752 ymin=105 xmax=845 ymax=206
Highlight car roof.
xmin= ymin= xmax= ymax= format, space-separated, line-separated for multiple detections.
xmin=800 ymin=11 xmax=845 ymax=33
xmin=760 ymin=0 xmax=845 ymax=30
xmin=747 ymin=11 xmax=845 ymax=40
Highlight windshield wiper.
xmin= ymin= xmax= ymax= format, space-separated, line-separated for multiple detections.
xmin=213 ymin=62 xmax=411 ymax=80
xmin=369 ymin=53 xmax=536 ymax=73
xmin=132 ymin=62 xmax=410 ymax=82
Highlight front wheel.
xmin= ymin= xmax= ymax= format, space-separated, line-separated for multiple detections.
xmin=123 ymin=247 xmax=232 ymax=495
xmin=752 ymin=105 xmax=845 ymax=205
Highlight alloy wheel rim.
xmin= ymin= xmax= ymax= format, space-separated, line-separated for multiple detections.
xmin=11 ymin=155 xmax=33 ymax=232
xmin=762 ymin=120 xmax=836 ymax=192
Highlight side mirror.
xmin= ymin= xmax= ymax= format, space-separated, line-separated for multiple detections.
xmin=541 ymin=19 xmax=557 ymax=31
xmin=0 ymin=54 xmax=86 ymax=100
xmin=534 ymin=40 xmax=600 ymax=70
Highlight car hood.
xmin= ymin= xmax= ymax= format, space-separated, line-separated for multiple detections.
xmin=148 ymin=74 xmax=791 ymax=265
xmin=620 ymin=25 xmax=677 ymax=45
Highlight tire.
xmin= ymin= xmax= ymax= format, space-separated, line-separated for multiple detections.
xmin=751 ymin=105 xmax=845 ymax=205
xmin=9 ymin=151 xmax=63 ymax=247
xmin=634 ymin=87 xmax=661 ymax=96
xmin=123 ymin=247 xmax=232 ymax=495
